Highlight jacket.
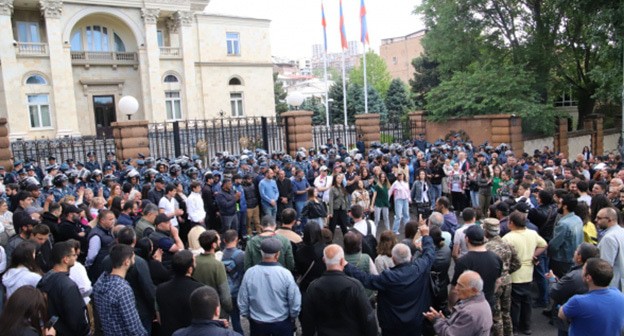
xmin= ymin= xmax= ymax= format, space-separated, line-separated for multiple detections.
xmin=528 ymin=203 xmax=558 ymax=241
xmin=37 ymin=271 xmax=90 ymax=336
xmin=172 ymin=319 xmax=241 ymax=336
xmin=301 ymin=200 xmax=327 ymax=219
xmin=548 ymin=213 xmax=583 ymax=263
xmin=411 ymin=180 xmax=431 ymax=203
xmin=2 ymin=266 xmax=42 ymax=297
xmin=344 ymin=236 xmax=435 ymax=336
xmin=433 ymin=292 xmax=493 ymax=336
xmin=328 ymin=187 xmax=349 ymax=213
xmin=156 ymin=275 xmax=205 ymax=336
xmin=302 ymin=271 xmax=377 ymax=336
xmin=242 ymin=183 xmax=259 ymax=208
xmin=550 ymin=264 xmax=586 ymax=305
xmin=216 ymin=189 xmax=237 ymax=216
xmin=244 ymin=234 xmax=295 ymax=272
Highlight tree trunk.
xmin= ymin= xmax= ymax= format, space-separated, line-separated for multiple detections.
xmin=576 ymin=87 xmax=596 ymax=130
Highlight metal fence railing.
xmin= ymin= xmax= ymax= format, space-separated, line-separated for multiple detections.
xmin=11 ymin=136 xmax=116 ymax=167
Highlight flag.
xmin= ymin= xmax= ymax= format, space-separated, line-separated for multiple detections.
xmin=360 ymin=0 xmax=369 ymax=45
xmin=339 ymin=0 xmax=348 ymax=50
xmin=321 ymin=1 xmax=328 ymax=52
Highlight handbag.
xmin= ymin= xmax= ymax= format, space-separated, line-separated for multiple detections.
xmin=296 ymin=261 xmax=315 ymax=285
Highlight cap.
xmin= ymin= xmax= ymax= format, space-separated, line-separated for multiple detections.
xmin=465 ymin=225 xmax=485 ymax=245
xmin=62 ymin=204 xmax=82 ymax=216
xmin=482 ymin=218 xmax=501 ymax=236
xmin=319 ymin=165 xmax=328 ymax=171
xmin=154 ymin=213 xmax=170 ymax=226
xmin=513 ymin=201 xmax=531 ymax=214
xmin=48 ymin=156 xmax=57 ymax=161
xmin=13 ymin=160 xmax=24 ymax=167
xmin=496 ymin=202 xmax=510 ymax=214
xmin=260 ymin=237 xmax=282 ymax=254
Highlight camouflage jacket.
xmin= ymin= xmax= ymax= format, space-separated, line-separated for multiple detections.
xmin=486 ymin=235 xmax=521 ymax=286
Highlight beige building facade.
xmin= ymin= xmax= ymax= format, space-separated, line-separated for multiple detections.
xmin=379 ymin=30 xmax=425 ymax=84
xmin=0 ymin=0 xmax=274 ymax=140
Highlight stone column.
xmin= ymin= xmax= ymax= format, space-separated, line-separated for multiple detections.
xmin=41 ymin=0 xmax=80 ymax=137
xmin=585 ymin=114 xmax=604 ymax=156
xmin=111 ymin=120 xmax=150 ymax=160
xmin=140 ymin=8 xmax=165 ymax=121
xmin=355 ymin=113 xmax=380 ymax=152
xmin=281 ymin=110 xmax=313 ymax=156
xmin=171 ymin=11 xmax=200 ymax=120
xmin=407 ymin=111 xmax=427 ymax=139
xmin=0 ymin=0 xmax=27 ymax=139
xmin=554 ymin=118 xmax=569 ymax=158
xmin=489 ymin=114 xmax=524 ymax=157
xmin=0 ymin=118 xmax=13 ymax=169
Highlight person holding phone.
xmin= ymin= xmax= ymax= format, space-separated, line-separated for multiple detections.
xmin=0 ymin=285 xmax=56 ymax=336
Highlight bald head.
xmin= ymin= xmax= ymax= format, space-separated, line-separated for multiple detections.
xmin=596 ymin=207 xmax=618 ymax=229
xmin=610 ymin=178 xmax=623 ymax=188
xmin=323 ymin=244 xmax=345 ymax=270
xmin=456 ymin=270 xmax=483 ymax=300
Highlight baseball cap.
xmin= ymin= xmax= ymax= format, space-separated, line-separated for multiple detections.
xmin=260 ymin=237 xmax=282 ymax=254
xmin=513 ymin=201 xmax=531 ymax=214
xmin=465 ymin=225 xmax=485 ymax=245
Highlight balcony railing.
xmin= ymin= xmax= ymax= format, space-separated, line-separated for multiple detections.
xmin=16 ymin=42 xmax=48 ymax=56
xmin=70 ymin=51 xmax=139 ymax=66
xmin=160 ymin=47 xmax=181 ymax=58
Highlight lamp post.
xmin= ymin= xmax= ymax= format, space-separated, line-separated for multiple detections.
xmin=118 ymin=95 xmax=139 ymax=120
xmin=286 ymin=91 xmax=304 ymax=110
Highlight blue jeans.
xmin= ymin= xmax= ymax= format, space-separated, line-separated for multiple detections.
xmin=470 ymin=190 xmax=479 ymax=208
xmin=221 ymin=215 xmax=239 ymax=233
xmin=430 ymin=184 xmax=442 ymax=208
xmin=295 ymin=201 xmax=307 ymax=234
xmin=262 ymin=204 xmax=277 ymax=220
xmin=533 ymin=252 xmax=549 ymax=305
xmin=230 ymin=296 xmax=243 ymax=335
xmin=393 ymin=198 xmax=410 ymax=233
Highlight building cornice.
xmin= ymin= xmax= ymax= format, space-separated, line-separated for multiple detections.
xmin=195 ymin=61 xmax=273 ymax=68
xmin=40 ymin=0 xmax=63 ymax=19
xmin=0 ymin=0 xmax=13 ymax=16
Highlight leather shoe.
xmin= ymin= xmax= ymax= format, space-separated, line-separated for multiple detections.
xmin=520 ymin=329 xmax=532 ymax=335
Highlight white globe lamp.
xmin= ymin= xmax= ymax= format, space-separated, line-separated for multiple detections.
xmin=286 ymin=92 xmax=305 ymax=109
xmin=118 ymin=95 xmax=140 ymax=120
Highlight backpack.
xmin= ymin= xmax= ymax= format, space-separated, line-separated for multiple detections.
xmin=356 ymin=220 xmax=378 ymax=260
xmin=222 ymin=249 xmax=243 ymax=295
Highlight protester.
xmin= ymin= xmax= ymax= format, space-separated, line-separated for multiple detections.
xmin=172 ymin=286 xmax=241 ymax=336
xmin=0 ymin=286 xmax=56 ymax=336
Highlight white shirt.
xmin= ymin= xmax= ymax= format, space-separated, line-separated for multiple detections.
xmin=159 ymin=196 xmax=180 ymax=227
xmin=69 ymin=261 xmax=92 ymax=304
xmin=186 ymin=191 xmax=206 ymax=223
xmin=314 ymin=175 xmax=333 ymax=203
xmin=453 ymin=223 xmax=476 ymax=259
xmin=353 ymin=219 xmax=377 ymax=237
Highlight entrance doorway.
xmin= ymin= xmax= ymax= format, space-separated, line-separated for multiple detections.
xmin=93 ymin=95 xmax=116 ymax=138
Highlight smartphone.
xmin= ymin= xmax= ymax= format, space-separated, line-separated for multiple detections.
xmin=45 ymin=316 xmax=59 ymax=329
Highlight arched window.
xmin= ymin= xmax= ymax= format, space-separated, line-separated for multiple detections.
xmin=229 ymin=77 xmax=242 ymax=85
xmin=25 ymin=75 xmax=47 ymax=85
xmin=164 ymin=75 xmax=179 ymax=83
xmin=70 ymin=25 xmax=126 ymax=52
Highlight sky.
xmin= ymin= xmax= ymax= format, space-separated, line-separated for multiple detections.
xmin=205 ymin=0 xmax=425 ymax=59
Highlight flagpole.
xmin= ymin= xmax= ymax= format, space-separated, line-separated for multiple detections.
xmin=363 ymin=47 xmax=368 ymax=114
xmin=342 ymin=50 xmax=348 ymax=142
xmin=321 ymin=1 xmax=330 ymax=128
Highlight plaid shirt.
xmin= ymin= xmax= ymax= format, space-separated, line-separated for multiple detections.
xmin=93 ymin=272 xmax=147 ymax=336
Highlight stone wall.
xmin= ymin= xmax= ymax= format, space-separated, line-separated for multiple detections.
xmin=604 ymin=129 xmax=620 ymax=154
xmin=0 ymin=119 xmax=12 ymax=170
xmin=111 ymin=120 xmax=150 ymax=160
xmin=568 ymin=132 xmax=592 ymax=160
xmin=524 ymin=136 xmax=554 ymax=155
xmin=281 ymin=110 xmax=313 ymax=156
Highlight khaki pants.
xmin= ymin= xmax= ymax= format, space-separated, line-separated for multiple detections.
xmin=247 ymin=206 xmax=261 ymax=234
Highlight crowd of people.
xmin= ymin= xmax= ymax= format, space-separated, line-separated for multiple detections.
xmin=0 ymin=136 xmax=622 ymax=336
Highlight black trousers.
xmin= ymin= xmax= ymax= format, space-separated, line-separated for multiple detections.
xmin=329 ymin=209 xmax=349 ymax=236
xmin=511 ymin=282 xmax=532 ymax=332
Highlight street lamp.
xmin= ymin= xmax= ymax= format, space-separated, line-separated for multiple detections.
xmin=118 ymin=95 xmax=139 ymax=120
xmin=286 ymin=92 xmax=305 ymax=110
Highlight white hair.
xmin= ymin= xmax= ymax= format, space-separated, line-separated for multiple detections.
xmin=323 ymin=245 xmax=344 ymax=266
xmin=260 ymin=251 xmax=277 ymax=259
xmin=463 ymin=270 xmax=484 ymax=292
xmin=391 ymin=243 xmax=412 ymax=265
xmin=429 ymin=212 xmax=444 ymax=228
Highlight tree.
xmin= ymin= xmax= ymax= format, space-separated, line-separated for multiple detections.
xmin=349 ymin=51 xmax=392 ymax=98
xmin=273 ymin=73 xmax=288 ymax=116
xmin=409 ymin=53 xmax=440 ymax=108
xmin=312 ymin=67 xmax=341 ymax=81
xmin=328 ymin=77 xmax=346 ymax=125
xmin=416 ymin=0 xmax=623 ymax=130
xmin=425 ymin=63 xmax=557 ymax=134
xmin=300 ymin=97 xmax=327 ymax=126
xmin=385 ymin=79 xmax=413 ymax=122
xmin=327 ymin=78 xmax=387 ymax=125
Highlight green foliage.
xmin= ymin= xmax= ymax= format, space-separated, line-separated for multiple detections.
xmin=410 ymin=53 xmax=440 ymax=108
xmin=380 ymin=133 xmax=394 ymax=144
xmin=328 ymin=78 xmax=388 ymax=124
xmin=300 ymin=97 xmax=327 ymax=126
xmin=385 ymin=79 xmax=413 ymax=121
xmin=349 ymin=51 xmax=392 ymax=98
xmin=273 ymin=73 xmax=288 ymax=116
xmin=425 ymin=63 xmax=558 ymax=134
xmin=312 ymin=67 xmax=341 ymax=81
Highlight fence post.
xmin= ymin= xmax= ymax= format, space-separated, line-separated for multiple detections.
xmin=261 ymin=117 xmax=270 ymax=152
xmin=281 ymin=111 xmax=314 ymax=156
xmin=111 ymin=120 xmax=150 ymax=160
xmin=355 ymin=114 xmax=380 ymax=153
xmin=554 ymin=118 xmax=569 ymax=159
xmin=408 ymin=111 xmax=427 ymax=139
xmin=0 ymin=119 xmax=13 ymax=170
xmin=173 ymin=121 xmax=181 ymax=158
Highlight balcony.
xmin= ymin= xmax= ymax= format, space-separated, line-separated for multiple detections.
xmin=160 ymin=47 xmax=181 ymax=59
xmin=16 ymin=42 xmax=48 ymax=57
xmin=70 ymin=51 xmax=139 ymax=68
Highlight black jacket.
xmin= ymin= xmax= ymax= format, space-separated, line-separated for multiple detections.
xmin=156 ymin=275 xmax=204 ymax=336
xmin=37 ymin=271 xmax=90 ymax=336
xmin=242 ymin=183 xmax=259 ymax=208
xmin=172 ymin=319 xmax=241 ymax=336
xmin=41 ymin=211 xmax=60 ymax=242
xmin=302 ymin=271 xmax=377 ymax=336
xmin=528 ymin=203 xmax=558 ymax=241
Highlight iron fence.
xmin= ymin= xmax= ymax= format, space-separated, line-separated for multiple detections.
xmin=312 ymin=124 xmax=359 ymax=149
xmin=11 ymin=136 xmax=116 ymax=167
xmin=380 ymin=116 xmax=413 ymax=144
xmin=148 ymin=116 xmax=286 ymax=159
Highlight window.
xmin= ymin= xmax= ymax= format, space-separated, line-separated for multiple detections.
xmin=157 ymin=30 xmax=164 ymax=47
xmin=165 ymin=91 xmax=182 ymax=120
xmin=27 ymin=94 xmax=51 ymax=128
xmin=226 ymin=32 xmax=240 ymax=55
xmin=229 ymin=77 xmax=241 ymax=85
xmin=164 ymin=75 xmax=179 ymax=83
xmin=16 ymin=22 xmax=40 ymax=43
xmin=230 ymin=92 xmax=244 ymax=117
xmin=70 ymin=26 xmax=125 ymax=52
xmin=25 ymin=75 xmax=47 ymax=85
xmin=392 ymin=56 xmax=398 ymax=65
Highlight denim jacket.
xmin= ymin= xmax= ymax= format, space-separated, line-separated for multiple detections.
xmin=548 ymin=213 xmax=583 ymax=263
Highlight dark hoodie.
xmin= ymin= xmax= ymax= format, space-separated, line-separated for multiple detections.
xmin=41 ymin=211 xmax=60 ymax=242
xmin=37 ymin=270 xmax=90 ymax=336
